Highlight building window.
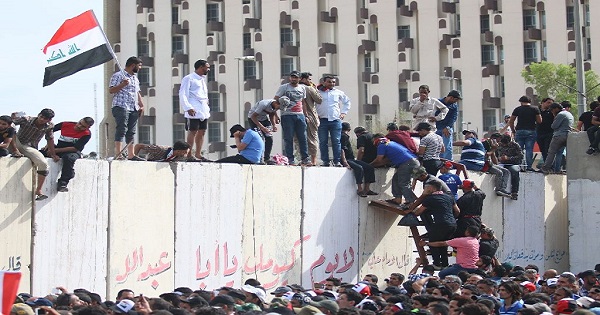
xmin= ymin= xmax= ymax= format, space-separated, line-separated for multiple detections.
xmin=138 ymin=39 xmax=149 ymax=57
xmin=523 ymin=9 xmax=536 ymax=30
xmin=399 ymin=88 xmax=408 ymax=102
xmin=173 ymin=95 xmax=180 ymax=114
xmin=480 ymin=15 xmax=490 ymax=33
xmin=566 ymin=6 xmax=574 ymax=28
xmin=481 ymin=45 xmax=494 ymax=66
xmin=207 ymin=3 xmax=220 ymax=22
xmin=586 ymin=38 xmax=592 ymax=60
xmin=243 ymin=33 xmax=252 ymax=49
xmin=455 ymin=14 xmax=461 ymax=35
xmin=542 ymin=41 xmax=547 ymax=61
xmin=208 ymin=92 xmax=220 ymax=112
xmin=483 ymin=109 xmax=496 ymax=132
xmin=363 ymin=84 xmax=369 ymax=104
xmin=173 ymin=124 xmax=185 ymax=143
xmin=541 ymin=11 xmax=546 ymax=29
xmin=172 ymin=36 xmax=184 ymax=55
xmin=365 ymin=115 xmax=373 ymax=131
xmin=281 ymin=58 xmax=294 ymax=77
xmin=397 ymin=0 xmax=405 ymax=7
xmin=207 ymin=64 xmax=215 ymax=81
xmin=243 ymin=0 xmax=250 ymax=4
xmin=208 ymin=122 xmax=222 ymax=142
xmin=244 ymin=60 xmax=256 ymax=80
xmin=524 ymin=42 xmax=537 ymax=64
xmin=499 ymin=46 xmax=504 ymax=64
xmin=139 ymin=126 xmax=152 ymax=144
xmin=172 ymin=6 xmax=179 ymax=24
xmin=364 ymin=53 xmax=372 ymax=72
xmin=397 ymin=25 xmax=410 ymax=40
xmin=584 ymin=4 xmax=590 ymax=26
xmin=280 ymin=28 xmax=293 ymax=48
xmin=500 ymin=76 xmax=505 ymax=98
xmin=138 ymin=68 xmax=151 ymax=86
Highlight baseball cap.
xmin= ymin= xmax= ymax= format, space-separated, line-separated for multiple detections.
xmin=229 ymin=124 xmax=246 ymax=138
xmin=271 ymin=286 xmax=292 ymax=295
xmin=556 ymin=298 xmax=578 ymax=314
xmin=25 ymin=298 xmax=53 ymax=307
xmin=520 ymin=281 xmax=536 ymax=292
xmin=448 ymin=90 xmax=462 ymax=100
xmin=110 ymin=299 xmax=136 ymax=314
xmin=241 ymin=284 xmax=267 ymax=303
xmin=289 ymin=71 xmax=301 ymax=77
xmin=11 ymin=303 xmax=35 ymax=315
xmin=209 ymin=295 xmax=236 ymax=306
xmin=276 ymin=96 xmax=291 ymax=109
xmin=442 ymin=161 xmax=453 ymax=169
xmin=462 ymin=129 xmax=478 ymax=138
xmin=547 ymin=277 xmax=558 ymax=287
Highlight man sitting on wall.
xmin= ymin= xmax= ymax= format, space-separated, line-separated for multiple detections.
xmin=130 ymin=141 xmax=191 ymax=162
xmin=215 ymin=124 xmax=264 ymax=164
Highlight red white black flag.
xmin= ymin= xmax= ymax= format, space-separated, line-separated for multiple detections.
xmin=42 ymin=10 xmax=113 ymax=87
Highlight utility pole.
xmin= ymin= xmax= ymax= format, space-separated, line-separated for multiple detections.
xmin=574 ymin=0 xmax=586 ymax=115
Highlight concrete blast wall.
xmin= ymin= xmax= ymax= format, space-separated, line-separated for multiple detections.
xmin=0 ymin=151 xmax=577 ymax=298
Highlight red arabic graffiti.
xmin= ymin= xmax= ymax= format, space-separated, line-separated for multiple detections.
xmin=115 ymin=246 xmax=172 ymax=289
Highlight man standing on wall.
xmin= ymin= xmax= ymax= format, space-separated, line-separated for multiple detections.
xmin=109 ymin=57 xmax=144 ymax=160
xmin=274 ymin=71 xmax=310 ymax=165
xmin=537 ymin=97 xmax=554 ymax=167
xmin=540 ymin=103 xmax=574 ymax=173
xmin=300 ymin=72 xmax=322 ymax=165
xmin=180 ymin=59 xmax=211 ymax=161
xmin=437 ymin=90 xmax=462 ymax=160
xmin=317 ymin=75 xmax=351 ymax=167
xmin=509 ymin=96 xmax=542 ymax=171
xmin=409 ymin=84 xmax=448 ymax=132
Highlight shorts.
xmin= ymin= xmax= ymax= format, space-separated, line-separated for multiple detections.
xmin=185 ymin=118 xmax=208 ymax=131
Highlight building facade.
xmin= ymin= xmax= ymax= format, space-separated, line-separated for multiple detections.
xmin=100 ymin=0 xmax=599 ymax=159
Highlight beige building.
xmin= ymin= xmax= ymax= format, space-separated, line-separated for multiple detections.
xmin=100 ymin=0 xmax=599 ymax=159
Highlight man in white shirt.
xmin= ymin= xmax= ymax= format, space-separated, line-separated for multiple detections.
xmin=180 ymin=59 xmax=211 ymax=161
xmin=409 ymin=84 xmax=448 ymax=132
xmin=316 ymin=75 xmax=351 ymax=167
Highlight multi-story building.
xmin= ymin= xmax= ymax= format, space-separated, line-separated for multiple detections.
xmin=100 ymin=0 xmax=599 ymax=159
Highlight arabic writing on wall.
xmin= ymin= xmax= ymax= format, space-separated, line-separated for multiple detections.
xmin=503 ymin=248 xmax=567 ymax=264
xmin=364 ymin=251 xmax=411 ymax=270
xmin=1 ymin=256 xmax=22 ymax=271
xmin=115 ymin=246 xmax=172 ymax=290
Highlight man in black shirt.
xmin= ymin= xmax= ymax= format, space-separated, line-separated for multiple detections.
xmin=578 ymin=101 xmax=598 ymax=131
xmin=455 ymin=180 xmax=486 ymax=237
xmin=354 ymin=126 xmax=378 ymax=163
xmin=413 ymin=180 xmax=459 ymax=269
xmin=536 ymin=98 xmax=554 ymax=166
xmin=479 ymin=226 xmax=499 ymax=259
xmin=341 ymin=122 xmax=377 ymax=197
xmin=509 ymin=95 xmax=542 ymax=171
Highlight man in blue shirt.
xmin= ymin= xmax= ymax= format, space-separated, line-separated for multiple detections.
xmin=371 ymin=134 xmax=420 ymax=206
xmin=436 ymin=90 xmax=462 ymax=161
xmin=216 ymin=124 xmax=264 ymax=164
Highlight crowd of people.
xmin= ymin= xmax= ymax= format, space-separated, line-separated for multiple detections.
xmin=9 ymin=262 xmax=600 ymax=315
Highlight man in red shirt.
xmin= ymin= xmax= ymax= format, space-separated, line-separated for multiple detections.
xmin=385 ymin=123 xmax=418 ymax=154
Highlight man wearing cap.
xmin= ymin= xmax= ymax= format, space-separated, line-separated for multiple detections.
xmin=493 ymin=134 xmax=523 ymax=200
xmin=300 ymin=72 xmax=323 ymax=165
xmin=509 ymin=96 xmax=542 ymax=171
xmin=371 ymin=134 xmax=420 ymax=206
xmin=271 ymin=286 xmax=292 ymax=297
xmin=409 ymin=85 xmax=448 ymax=132
xmin=411 ymin=166 xmax=453 ymax=205
xmin=210 ymin=295 xmax=237 ymax=314
xmin=479 ymin=226 xmax=499 ymax=259
xmin=454 ymin=129 xmax=511 ymax=197
xmin=437 ymin=90 xmax=462 ymax=160
xmin=215 ymin=124 xmax=264 ymax=164
xmin=311 ymin=299 xmax=339 ymax=315
xmin=498 ymin=114 xmax=513 ymax=137
xmin=275 ymin=70 xmax=311 ymax=165
xmin=386 ymin=123 xmax=419 ymax=154
xmin=316 ymin=75 xmax=351 ymax=167
xmin=439 ymin=161 xmax=462 ymax=200
xmin=180 ymin=59 xmax=211 ymax=161
xmin=415 ymin=122 xmax=445 ymax=175
xmin=540 ymin=103 xmax=574 ymax=174
xmin=248 ymin=97 xmax=288 ymax=163
xmin=455 ymin=179 xmax=486 ymax=237
xmin=241 ymin=285 xmax=267 ymax=309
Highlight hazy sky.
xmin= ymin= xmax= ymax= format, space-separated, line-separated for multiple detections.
xmin=0 ymin=1 xmax=104 ymax=153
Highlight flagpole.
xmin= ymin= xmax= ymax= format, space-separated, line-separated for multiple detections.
xmin=90 ymin=10 xmax=125 ymax=75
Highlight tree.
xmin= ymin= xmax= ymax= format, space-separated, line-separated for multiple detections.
xmin=521 ymin=61 xmax=600 ymax=117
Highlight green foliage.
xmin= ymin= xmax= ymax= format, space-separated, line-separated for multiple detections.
xmin=521 ymin=61 xmax=600 ymax=116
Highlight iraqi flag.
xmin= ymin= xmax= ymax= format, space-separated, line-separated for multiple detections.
xmin=42 ymin=10 xmax=113 ymax=87
xmin=0 ymin=272 xmax=21 ymax=315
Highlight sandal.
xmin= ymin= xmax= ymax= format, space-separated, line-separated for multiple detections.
xmin=366 ymin=190 xmax=379 ymax=195
xmin=11 ymin=153 xmax=24 ymax=158
xmin=357 ymin=190 xmax=367 ymax=197
xmin=35 ymin=194 xmax=48 ymax=201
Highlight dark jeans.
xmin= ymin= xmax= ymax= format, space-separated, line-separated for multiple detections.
xmin=422 ymin=159 xmax=442 ymax=176
xmin=248 ymin=118 xmax=273 ymax=160
xmin=502 ymin=164 xmax=520 ymax=194
xmin=112 ymin=106 xmax=139 ymax=143
xmin=515 ymin=129 xmax=537 ymax=168
xmin=455 ymin=217 xmax=481 ymax=238
xmin=41 ymin=150 xmax=81 ymax=185
xmin=438 ymin=264 xmax=479 ymax=279
xmin=0 ymin=148 xmax=8 ymax=157
xmin=588 ymin=126 xmax=600 ymax=149
xmin=426 ymin=224 xmax=456 ymax=267
xmin=347 ymin=159 xmax=375 ymax=184
xmin=537 ymin=132 xmax=553 ymax=161
xmin=215 ymin=154 xmax=254 ymax=164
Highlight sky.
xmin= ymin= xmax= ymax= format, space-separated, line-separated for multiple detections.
xmin=0 ymin=1 xmax=104 ymax=153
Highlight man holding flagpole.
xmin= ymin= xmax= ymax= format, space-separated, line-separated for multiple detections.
xmin=109 ymin=57 xmax=144 ymax=160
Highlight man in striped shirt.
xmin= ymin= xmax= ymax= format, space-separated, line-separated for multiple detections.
xmin=454 ymin=130 xmax=510 ymax=198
